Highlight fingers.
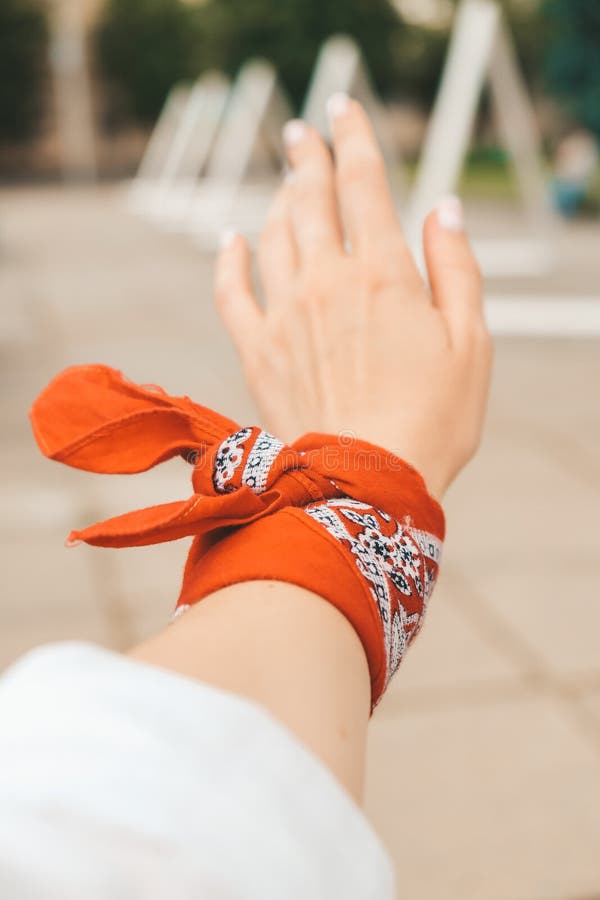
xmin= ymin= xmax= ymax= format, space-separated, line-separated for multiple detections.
xmin=327 ymin=94 xmax=421 ymax=289
xmin=423 ymin=196 xmax=487 ymax=345
xmin=215 ymin=231 xmax=263 ymax=362
xmin=282 ymin=119 xmax=344 ymax=263
xmin=257 ymin=183 xmax=298 ymax=308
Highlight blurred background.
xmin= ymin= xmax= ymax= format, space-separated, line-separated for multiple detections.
xmin=1 ymin=1 xmax=599 ymax=898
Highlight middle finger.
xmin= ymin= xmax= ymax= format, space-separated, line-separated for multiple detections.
xmin=282 ymin=119 xmax=345 ymax=265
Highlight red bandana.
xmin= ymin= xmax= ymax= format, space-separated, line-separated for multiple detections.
xmin=31 ymin=365 xmax=445 ymax=705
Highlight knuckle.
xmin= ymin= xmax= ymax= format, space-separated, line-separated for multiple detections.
xmin=338 ymin=148 xmax=383 ymax=185
xmin=300 ymin=133 xmax=331 ymax=165
xmin=296 ymin=270 xmax=322 ymax=305
xmin=296 ymin=287 xmax=318 ymax=310
xmin=295 ymin=182 xmax=330 ymax=218
xmin=365 ymin=264 xmax=392 ymax=294
xmin=302 ymin=153 xmax=331 ymax=179
xmin=292 ymin=157 xmax=330 ymax=194
xmin=362 ymin=237 xmax=410 ymax=291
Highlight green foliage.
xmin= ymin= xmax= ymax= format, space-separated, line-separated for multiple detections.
xmin=96 ymin=0 xmax=550 ymax=125
xmin=97 ymin=0 xmax=201 ymax=123
xmin=190 ymin=0 xmax=406 ymax=109
xmin=0 ymin=0 xmax=48 ymax=141
xmin=542 ymin=0 xmax=600 ymax=138
xmin=391 ymin=24 xmax=448 ymax=108
xmin=97 ymin=0 xmax=412 ymax=121
xmin=502 ymin=1 xmax=549 ymax=90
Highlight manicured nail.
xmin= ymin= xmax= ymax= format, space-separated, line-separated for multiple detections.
xmin=283 ymin=119 xmax=307 ymax=146
xmin=437 ymin=195 xmax=464 ymax=232
xmin=327 ymin=92 xmax=351 ymax=120
xmin=220 ymin=227 xmax=237 ymax=249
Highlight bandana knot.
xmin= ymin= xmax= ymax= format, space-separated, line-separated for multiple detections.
xmin=29 ymin=363 xmax=444 ymax=554
xmin=209 ymin=427 xmax=289 ymax=495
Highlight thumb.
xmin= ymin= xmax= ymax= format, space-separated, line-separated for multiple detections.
xmin=423 ymin=196 xmax=485 ymax=346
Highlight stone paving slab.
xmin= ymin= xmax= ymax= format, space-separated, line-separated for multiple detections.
xmin=366 ymin=695 xmax=600 ymax=900
xmin=0 ymin=534 xmax=114 ymax=671
xmin=467 ymin=564 xmax=600 ymax=681
xmin=445 ymin=437 xmax=598 ymax=569
xmin=382 ymin=572 xmax=525 ymax=705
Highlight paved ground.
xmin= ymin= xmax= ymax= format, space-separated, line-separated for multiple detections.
xmin=1 ymin=185 xmax=599 ymax=899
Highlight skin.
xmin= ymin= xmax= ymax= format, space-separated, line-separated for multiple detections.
xmin=131 ymin=96 xmax=492 ymax=803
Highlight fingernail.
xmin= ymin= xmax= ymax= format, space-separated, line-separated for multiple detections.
xmin=283 ymin=119 xmax=307 ymax=146
xmin=327 ymin=92 xmax=351 ymax=120
xmin=220 ymin=227 xmax=237 ymax=249
xmin=437 ymin=195 xmax=464 ymax=232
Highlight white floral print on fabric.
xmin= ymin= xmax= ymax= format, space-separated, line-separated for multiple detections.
xmin=242 ymin=431 xmax=285 ymax=494
xmin=303 ymin=498 xmax=442 ymax=686
xmin=212 ymin=428 xmax=253 ymax=493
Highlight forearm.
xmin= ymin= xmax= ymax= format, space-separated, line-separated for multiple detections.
xmin=130 ymin=580 xmax=371 ymax=802
xmin=28 ymin=96 xmax=490 ymax=818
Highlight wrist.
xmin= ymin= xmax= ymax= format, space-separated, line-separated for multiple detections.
xmin=389 ymin=453 xmax=449 ymax=503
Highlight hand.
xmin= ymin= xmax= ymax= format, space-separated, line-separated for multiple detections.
xmin=214 ymin=96 xmax=492 ymax=499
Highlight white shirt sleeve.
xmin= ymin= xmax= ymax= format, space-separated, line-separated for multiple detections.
xmin=0 ymin=643 xmax=394 ymax=900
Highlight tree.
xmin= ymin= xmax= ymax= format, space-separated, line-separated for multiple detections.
xmin=189 ymin=0 xmax=406 ymax=110
xmin=542 ymin=0 xmax=600 ymax=138
xmin=95 ymin=0 xmax=550 ymax=128
xmin=97 ymin=0 xmax=199 ymax=123
xmin=0 ymin=0 xmax=48 ymax=142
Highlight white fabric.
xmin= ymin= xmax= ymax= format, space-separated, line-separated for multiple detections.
xmin=0 ymin=643 xmax=394 ymax=899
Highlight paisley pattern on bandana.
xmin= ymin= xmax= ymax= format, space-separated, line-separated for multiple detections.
xmin=212 ymin=429 xmax=253 ymax=493
xmin=304 ymin=498 xmax=442 ymax=685
xmin=242 ymin=431 xmax=285 ymax=494
xmin=213 ymin=429 xmax=284 ymax=495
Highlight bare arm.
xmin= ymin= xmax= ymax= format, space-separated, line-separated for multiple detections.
xmin=131 ymin=96 xmax=492 ymax=802
xmin=132 ymin=582 xmax=371 ymax=800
